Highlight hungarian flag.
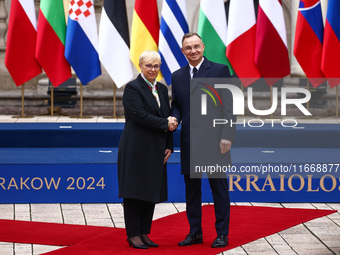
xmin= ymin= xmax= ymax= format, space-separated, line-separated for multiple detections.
xmin=321 ymin=0 xmax=340 ymax=88
xmin=65 ymin=0 xmax=101 ymax=85
xmin=36 ymin=0 xmax=72 ymax=87
xmin=255 ymin=0 xmax=290 ymax=86
xmin=130 ymin=0 xmax=163 ymax=80
xmin=294 ymin=0 xmax=325 ymax=88
xmin=99 ymin=0 xmax=133 ymax=88
xmin=198 ymin=0 xmax=234 ymax=75
xmin=5 ymin=0 xmax=42 ymax=86
xmin=226 ymin=0 xmax=261 ymax=87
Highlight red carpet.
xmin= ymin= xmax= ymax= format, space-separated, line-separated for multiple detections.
xmin=0 ymin=205 xmax=335 ymax=254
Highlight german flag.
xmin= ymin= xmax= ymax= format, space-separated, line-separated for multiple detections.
xmin=130 ymin=0 xmax=163 ymax=80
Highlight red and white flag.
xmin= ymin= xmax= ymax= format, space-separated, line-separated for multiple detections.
xmin=226 ymin=0 xmax=261 ymax=87
xmin=255 ymin=0 xmax=290 ymax=86
xmin=5 ymin=0 xmax=42 ymax=86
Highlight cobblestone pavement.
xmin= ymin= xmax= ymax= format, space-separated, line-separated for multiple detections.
xmin=0 ymin=202 xmax=339 ymax=255
xmin=0 ymin=115 xmax=339 ymax=254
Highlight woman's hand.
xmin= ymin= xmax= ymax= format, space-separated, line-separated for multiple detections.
xmin=167 ymin=116 xmax=178 ymax=131
xmin=164 ymin=149 xmax=172 ymax=164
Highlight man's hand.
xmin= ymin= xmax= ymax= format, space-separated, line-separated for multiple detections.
xmin=167 ymin=116 xmax=178 ymax=131
xmin=164 ymin=149 xmax=172 ymax=164
xmin=220 ymin=139 xmax=232 ymax=154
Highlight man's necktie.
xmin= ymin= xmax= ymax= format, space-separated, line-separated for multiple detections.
xmin=193 ymin=67 xmax=198 ymax=78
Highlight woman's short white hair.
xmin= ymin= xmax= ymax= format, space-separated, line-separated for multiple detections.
xmin=139 ymin=51 xmax=161 ymax=65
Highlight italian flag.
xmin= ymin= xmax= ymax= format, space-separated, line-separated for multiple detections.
xmin=36 ymin=0 xmax=71 ymax=87
xmin=226 ymin=0 xmax=261 ymax=87
xmin=130 ymin=0 xmax=163 ymax=80
xmin=198 ymin=0 xmax=234 ymax=75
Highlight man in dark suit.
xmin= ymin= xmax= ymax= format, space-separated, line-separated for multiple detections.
xmin=171 ymin=33 xmax=236 ymax=248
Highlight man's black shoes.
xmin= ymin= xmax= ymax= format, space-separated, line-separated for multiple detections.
xmin=211 ymin=235 xmax=229 ymax=248
xmin=178 ymin=233 xmax=203 ymax=246
xmin=178 ymin=233 xmax=229 ymax=248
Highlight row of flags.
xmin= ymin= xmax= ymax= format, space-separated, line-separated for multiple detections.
xmin=4 ymin=0 xmax=340 ymax=89
xmin=5 ymin=0 xmax=127 ymax=88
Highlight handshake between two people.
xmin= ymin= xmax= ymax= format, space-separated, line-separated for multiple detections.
xmin=167 ymin=116 xmax=178 ymax=132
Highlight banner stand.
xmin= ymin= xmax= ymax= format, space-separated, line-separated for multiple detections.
xmin=70 ymin=83 xmax=92 ymax=119
xmin=12 ymin=84 xmax=34 ymax=119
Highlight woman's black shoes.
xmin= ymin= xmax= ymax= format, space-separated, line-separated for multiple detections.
xmin=127 ymin=237 xmax=148 ymax=249
xmin=140 ymin=235 xmax=159 ymax=247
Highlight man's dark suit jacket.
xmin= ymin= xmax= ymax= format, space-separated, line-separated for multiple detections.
xmin=171 ymin=57 xmax=236 ymax=175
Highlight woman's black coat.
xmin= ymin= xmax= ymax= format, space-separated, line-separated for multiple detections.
xmin=117 ymin=74 xmax=173 ymax=203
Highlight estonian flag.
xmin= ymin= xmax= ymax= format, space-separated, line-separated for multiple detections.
xmin=99 ymin=0 xmax=133 ymax=88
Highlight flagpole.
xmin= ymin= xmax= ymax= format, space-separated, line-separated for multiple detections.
xmin=306 ymin=79 xmax=310 ymax=114
xmin=336 ymin=85 xmax=339 ymax=118
xmin=21 ymin=84 xmax=24 ymax=118
xmin=79 ymin=83 xmax=92 ymax=119
xmin=241 ymin=83 xmax=246 ymax=116
xmin=113 ymin=83 xmax=117 ymax=118
xmin=270 ymin=86 xmax=273 ymax=119
xmin=70 ymin=83 xmax=92 ymax=119
xmin=80 ymin=84 xmax=83 ymax=118
xmin=12 ymin=84 xmax=33 ymax=119
xmin=50 ymin=84 xmax=54 ymax=116
xmin=104 ymin=82 xmax=118 ymax=119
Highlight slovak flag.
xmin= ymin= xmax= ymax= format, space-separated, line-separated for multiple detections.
xmin=294 ymin=0 xmax=325 ymax=88
xmin=321 ymin=0 xmax=340 ymax=88
xmin=65 ymin=0 xmax=101 ymax=85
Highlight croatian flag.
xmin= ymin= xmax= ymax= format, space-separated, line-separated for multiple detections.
xmin=159 ymin=0 xmax=189 ymax=85
xmin=321 ymin=0 xmax=340 ymax=88
xmin=65 ymin=0 xmax=101 ymax=85
xmin=294 ymin=0 xmax=325 ymax=88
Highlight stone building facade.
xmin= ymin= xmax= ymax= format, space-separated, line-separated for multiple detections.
xmin=0 ymin=0 xmax=335 ymax=117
